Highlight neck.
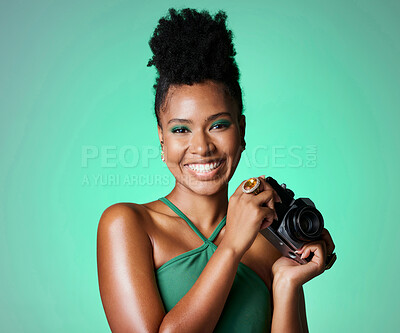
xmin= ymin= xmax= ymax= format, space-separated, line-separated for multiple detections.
xmin=165 ymin=182 xmax=229 ymax=230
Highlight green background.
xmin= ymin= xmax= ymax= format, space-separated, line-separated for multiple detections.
xmin=1 ymin=0 xmax=398 ymax=331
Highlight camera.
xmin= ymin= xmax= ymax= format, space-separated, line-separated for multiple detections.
xmin=259 ymin=176 xmax=324 ymax=264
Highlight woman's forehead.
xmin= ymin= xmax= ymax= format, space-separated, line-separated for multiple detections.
xmin=161 ymin=81 xmax=237 ymax=122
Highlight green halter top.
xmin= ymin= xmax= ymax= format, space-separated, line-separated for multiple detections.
xmin=155 ymin=197 xmax=272 ymax=332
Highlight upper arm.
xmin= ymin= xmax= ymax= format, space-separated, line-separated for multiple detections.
xmin=97 ymin=203 xmax=166 ymax=333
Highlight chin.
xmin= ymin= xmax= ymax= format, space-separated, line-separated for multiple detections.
xmin=193 ymin=186 xmax=225 ymax=196
xmin=180 ymin=178 xmax=228 ymax=196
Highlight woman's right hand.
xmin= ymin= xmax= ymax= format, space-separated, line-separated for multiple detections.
xmin=221 ymin=175 xmax=282 ymax=258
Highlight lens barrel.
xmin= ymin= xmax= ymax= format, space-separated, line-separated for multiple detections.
xmin=288 ymin=206 xmax=324 ymax=242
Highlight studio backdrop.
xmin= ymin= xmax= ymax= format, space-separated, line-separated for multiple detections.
xmin=1 ymin=0 xmax=398 ymax=332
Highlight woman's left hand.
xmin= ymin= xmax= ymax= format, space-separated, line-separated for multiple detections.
xmin=271 ymin=228 xmax=335 ymax=287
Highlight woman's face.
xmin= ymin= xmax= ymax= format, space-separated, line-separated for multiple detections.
xmin=158 ymin=79 xmax=245 ymax=196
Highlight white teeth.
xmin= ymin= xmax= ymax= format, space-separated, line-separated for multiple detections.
xmin=187 ymin=160 xmax=222 ymax=173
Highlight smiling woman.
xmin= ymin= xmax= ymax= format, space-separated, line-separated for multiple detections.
xmin=157 ymin=81 xmax=244 ymax=194
xmin=96 ymin=7 xmax=334 ymax=333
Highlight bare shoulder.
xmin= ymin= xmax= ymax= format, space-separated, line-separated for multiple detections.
xmin=98 ymin=202 xmax=149 ymax=228
xmin=97 ymin=202 xmax=165 ymax=332
xmin=97 ymin=202 xmax=157 ymax=241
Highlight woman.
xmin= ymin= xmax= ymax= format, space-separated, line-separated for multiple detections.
xmin=97 ymin=8 xmax=335 ymax=332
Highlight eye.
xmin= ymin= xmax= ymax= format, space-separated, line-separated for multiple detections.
xmin=171 ymin=126 xmax=190 ymax=134
xmin=210 ymin=120 xmax=231 ymax=130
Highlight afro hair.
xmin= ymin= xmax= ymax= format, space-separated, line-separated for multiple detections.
xmin=147 ymin=8 xmax=243 ymax=126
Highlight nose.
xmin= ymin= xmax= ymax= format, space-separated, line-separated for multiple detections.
xmin=189 ymin=130 xmax=216 ymax=156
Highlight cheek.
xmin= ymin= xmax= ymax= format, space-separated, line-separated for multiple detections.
xmin=164 ymin=139 xmax=186 ymax=160
xmin=217 ymin=131 xmax=241 ymax=151
xmin=221 ymin=132 xmax=242 ymax=164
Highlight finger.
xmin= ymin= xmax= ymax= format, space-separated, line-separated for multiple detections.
xmin=301 ymin=247 xmax=311 ymax=260
xmin=295 ymin=242 xmax=328 ymax=282
xmin=237 ymin=179 xmax=276 ymax=220
xmin=237 ymin=177 xmax=281 ymax=222
xmin=260 ymin=217 xmax=270 ymax=230
xmin=274 ymin=191 xmax=282 ymax=203
xmin=236 ymin=176 xmax=282 ymax=203
xmin=305 ymin=241 xmax=327 ymax=267
xmin=236 ymin=177 xmax=267 ymax=198
xmin=297 ymin=244 xmax=307 ymax=253
xmin=252 ymin=184 xmax=275 ymax=203
xmin=258 ymin=177 xmax=282 ymax=203
xmin=260 ymin=176 xmax=282 ymax=202
xmin=259 ymin=208 xmax=276 ymax=229
xmin=252 ymin=190 xmax=278 ymax=219
xmin=235 ymin=179 xmax=250 ymax=196
xmin=265 ymin=195 xmax=275 ymax=212
xmin=321 ymin=228 xmax=335 ymax=254
xmin=255 ymin=179 xmax=279 ymax=203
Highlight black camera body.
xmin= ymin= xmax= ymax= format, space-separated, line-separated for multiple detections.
xmin=259 ymin=176 xmax=324 ymax=264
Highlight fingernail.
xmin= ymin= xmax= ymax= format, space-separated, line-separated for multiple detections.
xmin=260 ymin=175 xmax=266 ymax=179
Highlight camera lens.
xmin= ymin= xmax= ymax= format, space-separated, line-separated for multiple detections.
xmin=299 ymin=212 xmax=320 ymax=235
xmin=289 ymin=207 xmax=324 ymax=242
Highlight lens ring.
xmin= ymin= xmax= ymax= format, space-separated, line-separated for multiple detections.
xmin=299 ymin=212 xmax=319 ymax=234
xmin=294 ymin=207 xmax=324 ymax=241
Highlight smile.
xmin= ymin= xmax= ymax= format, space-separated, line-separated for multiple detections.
xmin=184 ymin=159 xmax=225 ymax=179
xmin=186 ymin=160 xmax=223 ymax=173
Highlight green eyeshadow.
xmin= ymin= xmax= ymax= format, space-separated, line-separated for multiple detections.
xmin=211 ymin=119 xmax=231 ymax=127
xmin=170 ymin=125 xmax=189 ymax=132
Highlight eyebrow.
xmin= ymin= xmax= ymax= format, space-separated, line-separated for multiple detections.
xmin=167 ymin=112 xmax=232 ymax=125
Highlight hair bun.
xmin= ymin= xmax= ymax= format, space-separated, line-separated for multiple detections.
xmin=147 ymin=8 xmax=239 ymax=84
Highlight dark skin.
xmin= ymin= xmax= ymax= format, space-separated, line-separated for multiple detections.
xmin=97 ymin=79 xmax=335 ymax=332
